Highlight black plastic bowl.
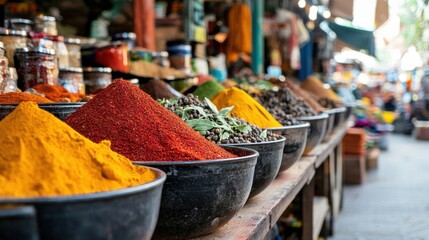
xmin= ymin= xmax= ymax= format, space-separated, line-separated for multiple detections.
xmin=135 ymin=146 xmax=258 ymax=240
xmin=296 ymin=113 xmax=329 ymax=155
xmin=0 ymin=167 xmax=166 ymax=240
xmin=324 ymin=109 xmax=336 ymax=139
xmin=220 ymin=137 xmax=285 ymax=198
xmin=267 ymin=122 xmax=310 ymax=172
xmin=0 ymin=102 xmax=84 ymax=120
xmin=333 ymin=107 xmax=347 ymax=128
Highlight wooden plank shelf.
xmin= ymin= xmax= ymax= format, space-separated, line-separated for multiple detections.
xmin=313 ymin=197 xmax=329 ymax=240
xmin=307 ymin=122 xmax=349 ymax=168
xmin=195 ymin=157 xmax=315 ymax=240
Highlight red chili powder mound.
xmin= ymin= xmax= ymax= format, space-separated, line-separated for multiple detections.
xmin=65 ymin=79 xmax=237 ymax=162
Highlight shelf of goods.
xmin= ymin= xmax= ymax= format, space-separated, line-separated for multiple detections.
xmin=195 ymin=118 xmax=350 ymax=240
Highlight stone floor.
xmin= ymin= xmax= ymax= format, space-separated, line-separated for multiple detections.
xmin=329 ymin=134 xmax=429 ymax=240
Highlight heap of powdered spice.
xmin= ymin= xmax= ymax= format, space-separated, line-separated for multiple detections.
xmin=0 ymin=102 xmax=156 ymax=198
xmin=0 ymin=92 xmax=52 ymax=104
xmin=32 ymin=84 xmax=86 ymax=102
xmin=65 ymin=79 xmax=236 ymax=162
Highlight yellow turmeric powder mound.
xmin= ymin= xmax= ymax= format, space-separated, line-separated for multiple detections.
xmin=211 ymin=87 xmax=282 ymax=128
xmin=0 ymin=102 xmax=156 ymax=198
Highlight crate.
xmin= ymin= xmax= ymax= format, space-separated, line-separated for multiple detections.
xmin=343 ymin=154 xmax=366 ymax=185
xmin=343 ymin=128 xmax=367 ymax=155
xmin=366 ymin=148 xmax=380 ymax=170
xmin=414 ymin=121 xmax=429 ymax=140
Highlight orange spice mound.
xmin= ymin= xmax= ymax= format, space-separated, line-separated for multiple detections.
xmin=0 ymin=92 xmax=52 ymax=104
xmin=33 ymin=84 xmax=85 ymax=102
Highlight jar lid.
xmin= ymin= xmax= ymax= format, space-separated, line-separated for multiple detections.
xmin=64 ymin=37 xmax=81 ymax=45
xmin=83 ymin=67 xmax=112 ymax=73
xmin=15 ymin=47 xmax=56 ymax=55
xmin=8 ymin=18 xmax=33 ymax=25
xmin=112 ymin=32 xmax=136 ymax=41
xmin=166 ymin=39 xmax=190 ymax=47
xmin=0 ymin=27 xmax=27 ymax=37
xmin=44 ymin=35 xmax=64 ymax=42
xmin=36 ymin=16 xmax=56 ymax=22
xmin=60 ymin=67 xmax=83 ymax=73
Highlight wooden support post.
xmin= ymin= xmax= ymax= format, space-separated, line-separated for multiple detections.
xmin=301 ymin=177 xmax=315 ymax=240
xmin=134 ymin=0 xmax=155 ymax=50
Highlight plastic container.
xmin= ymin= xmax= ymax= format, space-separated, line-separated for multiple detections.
xmin=220 ymin=137 xmax=286 ymax=198
xmin=135 ymin=146 xmax=258 ymax=239
xmin=34 ymin=15 xmax=57 ymax=36
xmin=94 ymin=43 xmax=128 ymax=72
xmin=83 ymin=67 xmax=112 ymax=94
xmin=14 ymin=47 xmax=56 ymax=91
xmin=59 ymin=67 xmax=84 ymax=94
xmin=0 ymin=28 xmax=27 ymax=67
xmin=4 ymin=18 xmax=33 ymax=31
xmin=64 ymin=38 xmax=81 ymax=68
xmin=166 ymin=40 xmax=192 ymax=74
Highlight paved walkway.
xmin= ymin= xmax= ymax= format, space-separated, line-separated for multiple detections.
xmin=329 ymin=134 xmax=429 ymax=240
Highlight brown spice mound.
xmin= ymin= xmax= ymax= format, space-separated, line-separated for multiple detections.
xmin=129 ymin=60 xmax=189 ymax=79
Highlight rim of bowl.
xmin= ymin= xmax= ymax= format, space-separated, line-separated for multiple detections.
xmin=265 ymin=122 xmax=310 ymax=131
xmin=133 ymin=146 xmax=259 ymax=166
xmin=296 ymin=113 xmax=329 ymax=121
xmin=324 ymin=107 xmax=346 ymax=114
xmin=0 ymin=102 xmax=86 ymax=106
xmin=218 ymin=135 xmax=286 ymax=147
xmin=0 ymin=166 xmax=166 ymax=203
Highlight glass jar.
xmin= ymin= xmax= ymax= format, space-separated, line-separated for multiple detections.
xmin=14 ymin=47 xmax=56 ymax=91
xmin=0 ymin=28 xmax=28 ymax=67
xmin=112 ymin=32 xmax=136 ymax=49
xmin=64 ymin=37 xmax=81 ymax=68
xmin=49 ymin=35 xmax=69 ymax=69
xmin=152 ymin=51 xmax=170 ymax=68
xmin=34 ymin=15 xmax=58 ymax=36
xmin=4 ymin=18 xmax=33 ymax=31
xmin=166 ymin=40 xmax=192 ymax=74
xmin=59 ymin=67 xmax=84 ymax=94
xmin=2 ymin=67 xmax=19 ymax=93
xmin=0 ymin=42 xmax=9 ymax=91
xmin=83 ymin=67 xmax=112 ymax=94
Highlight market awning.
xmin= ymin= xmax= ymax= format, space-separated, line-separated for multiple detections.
xmin=326 ymin=21 xmax=376 ymax=57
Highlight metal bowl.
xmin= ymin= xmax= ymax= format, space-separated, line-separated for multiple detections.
xmin=296 ymin=113 xmax=329 ymax=155
xmin=333 ymin=107 xmax=347 ymax=128
xmin=220 ymin=137 xmax=286 ymax=198
xmin=0 ymin=167 xmax=166 ymax=240
xmin=0 ymin=102 xmax=84 ymax=121
xmin=323 ymin=109 xmax=336 ymax=139
xmin=135 ymin=146 xmax=258 ymax=240
xmin=267 ymin=122 xmax=310 ymax=172
xmin=344 ymin=102 xmax=355 ymax=120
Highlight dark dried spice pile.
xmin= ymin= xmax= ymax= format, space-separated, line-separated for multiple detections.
xmin=65 ymin=79 xmax=236 ymax=162
xmin=317 ymin=97 xmax=343 ymax=109
xmin=253 ymin=88 xmax=317 ymax=126
xmin=160 ymin=94 xmax=281 ymax=144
